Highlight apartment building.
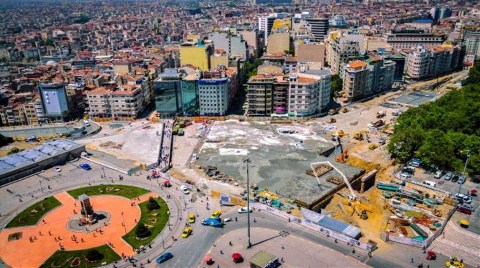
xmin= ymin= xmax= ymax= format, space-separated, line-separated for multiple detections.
xmin=267 ymin=32 xmax=290 ymax=54
xmin=87 ymin=85 xmax=144 ymax=120
xmin=207 ymin=31 xmax=248 ymax=60
xmin=305 ymin=18 xmax=329 ymax=42
xmin=343 ymin=60 xmax=371 ymax=102
xmin=406 ymin=45 xmax=463 ymax=80
xmin=246 ymin=74 xmax=278 ymax=116
xmin=288 ymin=70 xmax=331 ymax=117
xmin=179 ymin=41 xmax=213 ymax=71
xmin=384 ymin=31 xmax=444 ymax=50
xmin=331 ymin=39 xmax=360 ymax=75
xmin=366 ymin=57 xmax=396 ymax=95
xmin=258 ymin=15 xmax=277 ymax=45
xmin=463 ymin=28 xmax=480 ymax=57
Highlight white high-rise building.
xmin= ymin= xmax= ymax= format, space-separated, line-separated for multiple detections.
xmin=198 ymin=77 xmax=230 ymax=116
xmin=258 ymin=14 xmax=277 ymax=45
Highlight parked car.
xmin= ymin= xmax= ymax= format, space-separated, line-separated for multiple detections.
xmin=156 ymin=252 xmax=173 ymax=263
xmin=237 ymin=207 xmax=253 ymax=214
xmin=53 ymin=166 xmax=61 ymax=172
xmin=399 ymin=172 xmax=412 ymax=179
xmin=408 ymin=159 xmax=421 ymax=167
xmin=402 ymin=166 xmax=415 ymax=174
xmin=444 ymin=172 xmax=453 ymax=181
xmin=457 ymin=205 xmax=473 ymax=215
xmin=434 ymin=170 xmax=444 ymax=179
xmin=452 ymin=175 xmax=459 ymax=183
xmin=180 ymin=185 xmax=190 ymax=194
xmin=232 ymin=253 xmax=244 ymax=263
xmin=458 ymin=177 xmax=466 ymax=184
xmin=79 ymin=163 xmax=91 ymax=170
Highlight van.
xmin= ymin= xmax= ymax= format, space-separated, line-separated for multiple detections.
xmin=423 ymin=180 xmax=436 ymax=188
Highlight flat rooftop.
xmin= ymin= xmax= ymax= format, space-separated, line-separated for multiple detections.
xmin=196 ymin=120 xmax=363 ymax=206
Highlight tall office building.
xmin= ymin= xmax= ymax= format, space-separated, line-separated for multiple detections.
xmin=198 ymin=74 xmax=230 ymax=116
xmin=305 ymin=18 xmax=329 ymax=42
xmin=39 ymin=83 xmax=69 ymax=122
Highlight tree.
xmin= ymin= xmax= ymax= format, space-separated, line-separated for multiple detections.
xmin=85 ymin=249 xmax=103 ymax=261
xmin=330 ymin=74 xmax=343 ymax=101
xmin=135 ymin=223 xmax=151 ymax=238
xmin=463 ymin=61 xmax=480 ymax=86
xmin=146 ymin=197 xmax=160 ymax=211
xmin=0 ymin=134 xmax=13 ymax=147
xmin=7 ymin=147 xmax=22 ymax=155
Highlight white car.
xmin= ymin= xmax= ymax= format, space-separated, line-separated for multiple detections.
xmin=180 ymin=185 xmax=190 ymax=194
xmin=237 ymin=207 xmax=253 ymax=213
xmin=53 ymin=166 xmax=61 ymax=172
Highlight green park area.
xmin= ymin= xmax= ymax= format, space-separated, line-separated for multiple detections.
xmin=67 ymin=184 xmax=149 ymax=199
xmin=40 ymin=245 xmax=120 ymax=268
xmin=7 ymin=196 xmax=61 ymax=228
xmin=123 ymin=196 xmax=169 ymax=248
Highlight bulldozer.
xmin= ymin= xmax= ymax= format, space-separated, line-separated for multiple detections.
xmin=369 ymin=144 xmax=378 ymax=150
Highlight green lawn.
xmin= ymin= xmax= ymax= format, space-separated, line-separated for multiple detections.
xmin=123 ymin=197 xmax=169 ymax=248
xmin=67 ymin=184 xmax=149 ymax=199
xmin=6 ymin=196 xmax=61 ymax=228
xmin=40 ymin=245 xmax=120 ymax=268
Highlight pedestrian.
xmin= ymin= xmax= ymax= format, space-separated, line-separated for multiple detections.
xmin=229 ymin=241 xmax=232 ymax=246
xmin=48 ymin=231 xmax=51 ymax=236
xmin=220 ymin=250 xmax=223 ymax=255
xmin=411 ymin=258 xmax=414 ymax=263
xmin=281 ymin=257 xmax=284 ymax=263
xmin=235 ymin=217 xmax=238 ymax=222
xmin=81 ymin=238 xmax=84 ymax=242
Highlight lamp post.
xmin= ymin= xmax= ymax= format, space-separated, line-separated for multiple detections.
xmin=244 ymin=158 xmax=252 ymax=249
xmin=458 ymin=150 xmax=470 ymax=195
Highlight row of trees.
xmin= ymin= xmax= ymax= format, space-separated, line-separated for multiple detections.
xmin=388 ymin=62 xmax=480 ymax=178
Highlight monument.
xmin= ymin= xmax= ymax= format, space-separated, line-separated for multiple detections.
xmin=79 ymin=194 xmax=95 ymax=224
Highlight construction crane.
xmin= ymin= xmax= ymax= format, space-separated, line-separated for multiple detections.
xmin=309 ymin=161 xmax=357 ymax=200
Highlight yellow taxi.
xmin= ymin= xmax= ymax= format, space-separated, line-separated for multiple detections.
xmin=188 ymin=213 xmax=196 ymax=223
xmin=181 ymin=227 xmax=192 ymax=238
xmin=211 ymin=210 xmax=222 ymax=218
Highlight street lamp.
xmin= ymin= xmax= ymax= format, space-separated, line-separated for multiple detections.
xmin=244 ymin=158 xmax=252 ymax=249
xmin=458 ymin=150 xmax=470 ymax=195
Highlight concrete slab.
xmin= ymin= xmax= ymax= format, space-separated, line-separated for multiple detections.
xmin=392 ymin=91 xmax=437 ymax=107
xmin=196 ymin=120 xmax=363 ymax=206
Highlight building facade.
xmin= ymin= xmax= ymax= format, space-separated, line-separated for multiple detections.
xmin=288 ymin=71 xmax=331 ymax=117
xmin=384 ymin=32 xmax=444 ymax=50
xmin=406 ymin=45 xmax=463 ymax=80
xmin=198 ymin=77 xmax=230 ymax=116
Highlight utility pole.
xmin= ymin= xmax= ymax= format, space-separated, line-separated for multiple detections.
xmin=458 ymin=150 xmax=470 ymax=195
xmin=244 ymin=158 xmax=252 ymax=248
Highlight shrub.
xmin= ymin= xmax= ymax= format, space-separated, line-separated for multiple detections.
xmin=146 ymin=197 xmax=160 ymax=211
xmin=85 ymin=249 xmax=103 ymax=262
xmin=135 ymin=223 xmax=151 ymax=238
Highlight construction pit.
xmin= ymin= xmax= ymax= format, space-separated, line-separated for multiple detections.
xmin=195 ymin=119 xmax=365 ymax=211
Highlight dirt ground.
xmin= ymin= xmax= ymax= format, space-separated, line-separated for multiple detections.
xmin=0 ymin=141 xmax=42 ymax=157
xmin=325 ymin=187 xmax=392 ymax=244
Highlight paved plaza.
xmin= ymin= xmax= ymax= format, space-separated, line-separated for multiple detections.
xmin=0 ymin=191 xmax=156 ymax=267
xmin=200 ymin=227 xmax=368 ymax=268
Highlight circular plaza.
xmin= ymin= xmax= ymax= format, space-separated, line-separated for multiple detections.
xmin=0 ymin=184 xmax=169 ymax=267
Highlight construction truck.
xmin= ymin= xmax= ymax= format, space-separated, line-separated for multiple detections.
xmin=377 ymin=111 xmax=386 ymax=118
xmin=353 ymin=130 xmax=368 ymax=141
xmin=369 ymin=144 xmax=378 ymax=150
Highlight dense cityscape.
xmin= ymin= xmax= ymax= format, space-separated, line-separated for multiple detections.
xmin=0 ymin=0 xmax=479 ymax=267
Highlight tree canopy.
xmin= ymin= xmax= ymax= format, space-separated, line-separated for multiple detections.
xmin=388 ymin=62 xmax=480 ymax=176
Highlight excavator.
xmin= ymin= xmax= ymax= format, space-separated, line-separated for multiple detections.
xmin=334 ymin=135 xmax=348 ymax=163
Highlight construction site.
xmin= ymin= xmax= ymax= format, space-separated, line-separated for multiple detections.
xmin=187 ymin=95 xmax=456 ymax=248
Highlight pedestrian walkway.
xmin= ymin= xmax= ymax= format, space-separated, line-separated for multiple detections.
xmin=200 ymin=227 xmax=368 ymax=268
xmin=429 ymin=220 xmax=480 ymax=267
